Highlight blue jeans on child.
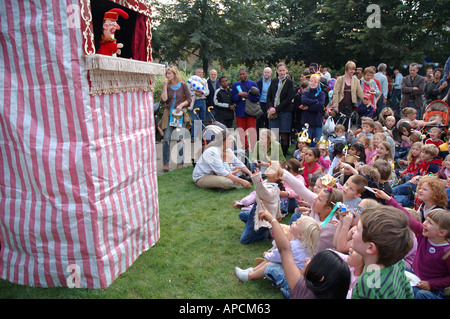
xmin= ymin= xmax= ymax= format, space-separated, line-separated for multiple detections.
xmin=392 ymin=181 xmax=417 ymax=207
xmin=290 ymin=212 xmax=302 ymax=225
xmin=264 ymin=262 xmax=291 ymax=299
xmin=239 ymin=203 xmax=270 ymax=244
xmin=307 ymin=126 xmax=323 ymax=147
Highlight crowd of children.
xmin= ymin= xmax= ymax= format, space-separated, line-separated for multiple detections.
xmin=231 ymin=94 xmax=450 ymax=299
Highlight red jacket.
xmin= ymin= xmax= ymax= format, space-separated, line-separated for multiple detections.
xmin=417 ymin=157 xmax=442 ymax=176
xmin=97 ymin=37 xmax=118 ymax=56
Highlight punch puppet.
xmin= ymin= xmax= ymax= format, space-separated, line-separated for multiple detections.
xmin=97 ymin=8 xmax=129 ymax=56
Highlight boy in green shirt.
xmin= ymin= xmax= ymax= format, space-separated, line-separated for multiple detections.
xmin=351 ymin=206 xmax=415 ymax=299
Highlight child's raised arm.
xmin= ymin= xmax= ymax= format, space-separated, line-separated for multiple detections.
xmin=258 ymin=202 xmax=302 ymax=291
xmin=374 ymin=189 xmax=423 ymax=236
xmin=269 ymin=160 xmax=317 ymax=206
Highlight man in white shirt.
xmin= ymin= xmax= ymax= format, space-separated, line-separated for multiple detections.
xmin=374 ymin=63 xmax=388 ymax=119
xmin=391 ymin=69 xmax=403 ymax=110
xmin=323 ymin=67 xmax=332 ymax=81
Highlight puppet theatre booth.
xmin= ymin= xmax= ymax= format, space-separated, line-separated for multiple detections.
xmin=0 ymin=0 xmax=165 ymax=288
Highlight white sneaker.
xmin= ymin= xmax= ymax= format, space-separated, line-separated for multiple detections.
xmin=235 ymin=267 xmax=249 ymax=283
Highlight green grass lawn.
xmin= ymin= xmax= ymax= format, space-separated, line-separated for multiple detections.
xmin=0 ymin=166 xmax=285 ymax=299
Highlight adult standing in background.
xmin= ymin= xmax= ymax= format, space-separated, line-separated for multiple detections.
xmin=159 ymin=66 xmax=192 ymax=172
xmin=256 ymin=67 xmax=273 ymax=132
xmin=322 ymin=67 xmax=332 ymax=81
xmin=232 ymin=67 xmax=261 ymax=151
xmin=206 ymin=69 xmax=220 ymax=126
xmin=391 ymin=68 xmax=403 ymax=111
xmin=213 ymin=76 xmax=235 ymax=128
xmin=374 ymin=63 xmax=389 ymax=119
xmin=267 ymin=62 xmax=295 ymax=157
xmin=331 ymin=61 xmax=364 ymax=129
xmin=432 ymin=56 xmax=450 ymax=100
xmin=400 ymin=63 xmax=426 ymax=119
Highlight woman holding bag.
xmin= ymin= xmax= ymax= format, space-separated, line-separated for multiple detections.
xmin=267 ymin=62 xmax=295 ymax=157
xmin=159 ymin=66 xmax=192 ymax=172
xmin=332 ymin=61 xmax=364 ymax=129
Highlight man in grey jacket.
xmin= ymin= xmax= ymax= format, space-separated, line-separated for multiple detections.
xmin=400 ymin=63 xmax=426 ymax=119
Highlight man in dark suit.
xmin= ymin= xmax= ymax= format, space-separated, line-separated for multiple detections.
xmin=400 ymin=63 xmax=426 ymax=119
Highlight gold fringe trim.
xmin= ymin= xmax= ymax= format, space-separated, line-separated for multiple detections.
xmin=85 ymin=54 xmax=165 ymax=96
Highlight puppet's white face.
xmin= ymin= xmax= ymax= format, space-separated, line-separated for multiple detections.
xmin=103 ymin=19 xmax=120 ymax=38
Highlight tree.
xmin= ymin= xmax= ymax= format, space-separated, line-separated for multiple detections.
xmin=151 ymin=0 xmax=275 ymax=73
xmin=314 ymin=0 xmax=449 ymax=70
xmin=259 ymin=0 xmax=323 ymax=65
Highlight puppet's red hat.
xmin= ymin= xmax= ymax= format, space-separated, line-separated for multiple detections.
xmin=104 ymin=8 xmax=129 ymax=21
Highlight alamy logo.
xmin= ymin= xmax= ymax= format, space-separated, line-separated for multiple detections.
xmin=66 ymin=264 xmax=81 ymax=288
xmin=367 ymin=4 xmax=382 ymax=29
xmin=365 ymin=264 xmax=382 ymax=288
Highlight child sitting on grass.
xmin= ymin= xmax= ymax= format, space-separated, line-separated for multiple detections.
xmin=351 ymin=205 xmax=415 ymax=299
xmin=257 ymin=202 xmax=351 ymax=299
xmin=415 ymin=176 xmax=448 ymax=222
xmin=280 ymin=158 xmax=305 ymax=216
xmin=340 ymin=174 xmax=368 ymax=211
xmin=376 ymin=189 xmax=450 ymax=299
xmin=235 ymin=216 xmax=321 ymax=299
xmin=396 ymin=141 xmax=423 ymax=181
xmin=238 ymin=164 xmax=283 ymax=245
xmin=425 ymin=127 xmax=444 ymax=149
xmin=272 ymin=160 xmax=343 ymax=252
xmin=392 ymin=144 xmax=442 ymax=207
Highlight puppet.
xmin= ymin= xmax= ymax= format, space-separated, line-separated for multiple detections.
xmin=97 ymin=8 xmax=129 ymax=56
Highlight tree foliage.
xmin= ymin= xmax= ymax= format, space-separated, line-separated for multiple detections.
xmin=152 ymin=0 xmax=450 ymax=73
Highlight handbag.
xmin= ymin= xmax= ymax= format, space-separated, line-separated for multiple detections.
xmin=239 ymin=81 xmax=263 ymax=118
xmin=245 ymin=99 xmax=263 ymax=118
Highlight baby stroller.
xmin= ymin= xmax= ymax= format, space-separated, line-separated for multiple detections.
xmin=421 ymin=100 xmax=450 ymax=134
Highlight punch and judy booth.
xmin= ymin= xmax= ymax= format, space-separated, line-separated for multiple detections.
xmin=0 ymin=0 xmax=165 ymax=288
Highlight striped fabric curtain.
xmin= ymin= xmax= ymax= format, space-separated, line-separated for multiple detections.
xmin=0 ymin=0 xmax=160 ymax=288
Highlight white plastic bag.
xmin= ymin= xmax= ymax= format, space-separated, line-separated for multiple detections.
xmin=323 ymin=116 xmax=336 ymax=137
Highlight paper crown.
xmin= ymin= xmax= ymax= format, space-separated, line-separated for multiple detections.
xmin=316 ymin=137 xmax=329 ymax=149
xmin=104 ymin=8 xmax=129 ymax=21
xmin=297 ymin=124 xmax=311 ymax=144
xmin=320 ymin=174 xmax=336 ymax=187
xmin=297 ymin=133 xmax=311 ymax=144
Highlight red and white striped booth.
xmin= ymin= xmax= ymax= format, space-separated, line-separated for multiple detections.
xmin=0 ymin=0 xmax=164 ymax=288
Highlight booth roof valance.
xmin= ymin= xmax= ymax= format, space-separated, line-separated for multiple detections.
xmin=85 ymin=54 xmax=165 ymax=95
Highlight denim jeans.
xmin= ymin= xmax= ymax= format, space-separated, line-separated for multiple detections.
xmin=390 ymin=89 xmax=401 ymax=110
xmin=239 ymin=203 xmax=269 ymax=244
xmin=408 ymin=101 xmax=422 ymax=119
xmin=190 ymin=99 xmax=206 ymax=139
xmin=392 ymin=182 xmax=417 ymax=206
xmin=162 ymin=123 xmax=187 ymax=165
xmin=307 ymin=126 xmax=323 ymax=147
xmin=376 ymin=98 xmax=386 ymax=118
xmin=264 ymin=262 xmax=291 ymax=299
xmin=290 ymin=212 xmax=302 ymax=225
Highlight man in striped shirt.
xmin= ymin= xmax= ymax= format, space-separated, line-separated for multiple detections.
xmin=351 ymin=206 xmax=414 ymax=299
